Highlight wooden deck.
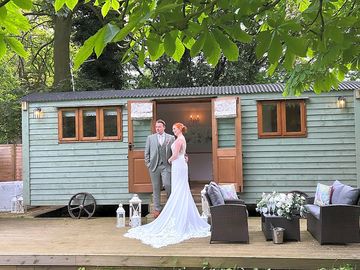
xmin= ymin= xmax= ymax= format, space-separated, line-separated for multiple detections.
xmin=0 ymin=216 xmax=359 ymax=269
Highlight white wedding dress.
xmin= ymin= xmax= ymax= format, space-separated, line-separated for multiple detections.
xmin=124 ymin=141 xmax=210 ymax=248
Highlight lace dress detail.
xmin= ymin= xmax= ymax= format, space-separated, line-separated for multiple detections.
xmin=124 ymin=141 xmax=210 ymax=248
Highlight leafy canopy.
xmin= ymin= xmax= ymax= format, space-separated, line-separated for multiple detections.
xmin=2 ymin=0 xmax=359 ymax=96
xmin=0 ymin=0 xmax=32 ymax=58
xmin=62 ymin=0 xmax=359 ymax=96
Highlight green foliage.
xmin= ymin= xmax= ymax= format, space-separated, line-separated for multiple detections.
xmin=0 ymin=55 xmax=23 ymax=144
xmin=0 ymin=0 xmax=358 ymax=97
xmin=52 ymin=0 xmax=359 ymax=96
xmin=130 ymin=40 xmax=263 ymax=90
xmin=0 ymin=1 xmax=31 ymax=59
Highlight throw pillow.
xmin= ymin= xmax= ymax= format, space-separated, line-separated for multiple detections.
xmin=331 ymin=180 xmax=360 ymax=205
xmin=207 ymin=182 xmax=225 ymax=206
xmin=219 ymin=184 xmax=238 ymax=200
xmin=314 ymin=183 xmax=332 ymax=206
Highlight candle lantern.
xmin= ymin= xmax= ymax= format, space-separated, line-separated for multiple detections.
xmin=11 ymin=196 xmax=17 ymax=213
xmin=129 ymin=194 xmax=142 ymax=228
xmin=116 ymin=203 xmax=126 ymax=228
xmin=17 ymin=196 xmax=24 ymax=213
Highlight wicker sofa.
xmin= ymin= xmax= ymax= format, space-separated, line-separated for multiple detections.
xmin=305 ymin=180 xmax=360 ymax=245
xmin=204 ymin=182 xmax=249 ymax=244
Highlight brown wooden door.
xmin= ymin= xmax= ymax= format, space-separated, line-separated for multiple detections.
xmin=128 ymin=101 xmax=156 ymax=192
xmin=211 ymin=97 xmax=243 ymax=191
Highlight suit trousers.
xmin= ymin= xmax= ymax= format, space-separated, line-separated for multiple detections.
xmin=149 ymin=163 xmax=171 ymax=211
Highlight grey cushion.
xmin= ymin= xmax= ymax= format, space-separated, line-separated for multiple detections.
xmin=207 ymin=182 xmax=225 ymax=206
xmin=305 ymin=204 xmax=320 ymax=220
xmin=331 ymin=180 xmax=360 ymax=205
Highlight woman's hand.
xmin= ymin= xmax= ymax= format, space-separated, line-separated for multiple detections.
xmin=168 ymin=158 xmax=172 ymax=164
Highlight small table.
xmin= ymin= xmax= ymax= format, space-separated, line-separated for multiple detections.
xmin=261 ymin=214 xmax=300 ymax=241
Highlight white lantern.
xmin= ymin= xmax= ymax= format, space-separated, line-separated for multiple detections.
xmin=129 ymin=194 xmax=142 ymax=228
xmin=17 ymin=196 xmax=24 ymax=213
xmin=116 ymin=203 xmax=126 ymax=228
xmin=11 ymin=196 xmax=17 ymax=213
xmin=16 ymin=196 xmax=25 ymax=213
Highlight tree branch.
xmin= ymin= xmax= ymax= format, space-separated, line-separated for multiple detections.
xmin=130 ymin=58 xmax=144 ymax=76
xmin=318 ymin=0 xmax=325 ymax=40
xmin=31 ymin=38 xmax=54 ymax=66
xmin=0 ymin=0 xmax=10 ymax=8
xmin=249 ymin=0 xmax=281 ymax=18
xmin=121 ymin=0 xmax=129 ymax=23
xmin=24 ymin=12 xmax=52 ymax=16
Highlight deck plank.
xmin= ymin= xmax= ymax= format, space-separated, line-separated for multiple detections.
xmin=0 ymin=217 xmax=358 ymax=269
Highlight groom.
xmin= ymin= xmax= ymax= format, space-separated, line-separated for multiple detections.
xmin=145 ymin=119 xmax=175 ymax=218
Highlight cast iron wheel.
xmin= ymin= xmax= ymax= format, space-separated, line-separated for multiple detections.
xmin=68 ymin=192 xmax=96 ymax=219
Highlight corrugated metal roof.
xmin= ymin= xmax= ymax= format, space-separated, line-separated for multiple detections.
xmin=21 ymin=81 xmax=360 ymax=102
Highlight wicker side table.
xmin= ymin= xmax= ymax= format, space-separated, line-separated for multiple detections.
xmin=261 ymin=214 xmax=300 ymax=241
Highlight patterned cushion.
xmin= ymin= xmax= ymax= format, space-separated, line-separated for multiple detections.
xmin=331 ymin=180 xmax=360 ymax=205
xmin=207 ymin=182 xmax=225 ymax=206
xmin=219 ymin=184 xmax=238 ymax=200
xmin=314 ymin=183 xmax=332 ymax=206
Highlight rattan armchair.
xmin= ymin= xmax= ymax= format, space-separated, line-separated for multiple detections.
xmin=204 ymin=185 xmax=249 ymax=244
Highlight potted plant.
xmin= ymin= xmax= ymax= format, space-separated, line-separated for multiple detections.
xmin=256 ymin=191 xmax=307 ymax=219
xmin=256 ymin=191 xmax=307 ymax=241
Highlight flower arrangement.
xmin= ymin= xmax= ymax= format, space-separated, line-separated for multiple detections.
xmin=256 ymin=191 xmax=307 ymax=219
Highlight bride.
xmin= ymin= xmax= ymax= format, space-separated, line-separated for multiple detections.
xmin=124 ymin=122 xmax=210 ymax=248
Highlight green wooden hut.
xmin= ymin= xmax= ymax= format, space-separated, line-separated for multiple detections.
xmin=21 ymin=81 xmax=360 ymax=207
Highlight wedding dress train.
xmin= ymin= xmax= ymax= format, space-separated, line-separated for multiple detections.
xmin=124 ymin=143 xmax=210 ymax=248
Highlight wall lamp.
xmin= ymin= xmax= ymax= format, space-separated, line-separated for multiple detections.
xmin=190 ymin=114 xmax=200 ymax=124
xmin=33 ymin=107 xmax=44 ymax=119
xmin=337 ymin=96 xmax=346 ymax=109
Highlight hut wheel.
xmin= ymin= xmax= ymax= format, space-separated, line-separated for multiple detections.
xmin=67 ymin=192 xmax=96 ymax=219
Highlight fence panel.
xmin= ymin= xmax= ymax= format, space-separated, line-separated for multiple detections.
xmin=0 ymin=144 xmax=22 ymax=181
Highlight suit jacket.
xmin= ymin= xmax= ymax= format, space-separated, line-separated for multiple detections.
xmin=145 ymin=133 xmax=175 ymax=172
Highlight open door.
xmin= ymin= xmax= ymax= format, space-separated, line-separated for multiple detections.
xmin=211 ymin=97 xmax=243 ymax=191
xmin=128 ymin=101 xmax=156 ymax=192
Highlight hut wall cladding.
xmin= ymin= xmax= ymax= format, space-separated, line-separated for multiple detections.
xmin=0 ymin=144 xmax=22 ymax=181
xmin=24 ymin=100 xmax=152 ymax=206
xmin=240 ymin=91 xmax=356 ymax=203
xmin=22 ymin=89 xmax=358 ymax=205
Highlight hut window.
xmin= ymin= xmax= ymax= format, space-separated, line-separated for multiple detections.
xmin=59 ymin=109 xmax=78 ymax=141
xmin=100 ymin=107 xmax=122 ymax=140
xmin=257 ymin=100 xmax=306 ymax=138
xmin=80 ymin=108 xmax=99 ymax=140
xmin=58 ymin=107 xmax=122 ymax=142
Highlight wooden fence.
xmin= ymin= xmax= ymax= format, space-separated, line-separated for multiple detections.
xmin=0 ymin=144 xmax=22 ymax=181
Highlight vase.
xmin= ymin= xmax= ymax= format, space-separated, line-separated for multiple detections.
xmin=261 ymin=214 xmax=300 ymax=241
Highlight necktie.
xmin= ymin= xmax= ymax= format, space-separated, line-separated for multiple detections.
xmin=159 ymin=135 xmax=164 ymax=145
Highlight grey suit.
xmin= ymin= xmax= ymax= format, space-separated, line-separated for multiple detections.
xmin=145 ymin=132 xmax=175 ymax=212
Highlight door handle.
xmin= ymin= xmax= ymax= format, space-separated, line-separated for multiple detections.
xmin=128 ymin=143 xmax=133 ymax=151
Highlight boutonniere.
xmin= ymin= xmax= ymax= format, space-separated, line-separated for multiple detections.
xmin=165 ymin=138 xmax=170 ymax=145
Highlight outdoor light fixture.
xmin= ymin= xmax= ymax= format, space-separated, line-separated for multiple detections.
xmin=33 ymin=107 xmax=44 ymax=119
xmin=189 ymin=114 xmax=200 ymax=124
xmin=337 ymin=96 xmax=346 ymax=109
xmin=21 ymin=101 xmax=28 ymax=111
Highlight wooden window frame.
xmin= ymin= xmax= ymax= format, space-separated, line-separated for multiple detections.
xmin=58 ymin=109 xmax=79 ymax=142
xmin=257 ymin=100 xmax=307 ymax=138
xmin=100 ymin=107 xmax=122 ymax=141
xmin=79 ymin=108 xmax=100 ymax=141
xmin=58 ymin=106 xmax=123 ymax=143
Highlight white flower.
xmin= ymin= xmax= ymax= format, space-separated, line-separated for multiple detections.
xmin=256 ymin=191 xmax=307 ymax=219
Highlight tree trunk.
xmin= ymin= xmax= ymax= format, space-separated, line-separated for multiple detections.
xmin=53 ymin=13 xmax=72 ymax=90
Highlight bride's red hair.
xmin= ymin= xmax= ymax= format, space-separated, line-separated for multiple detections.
xmin=173 ymin=122 xmax=187 ymax=134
